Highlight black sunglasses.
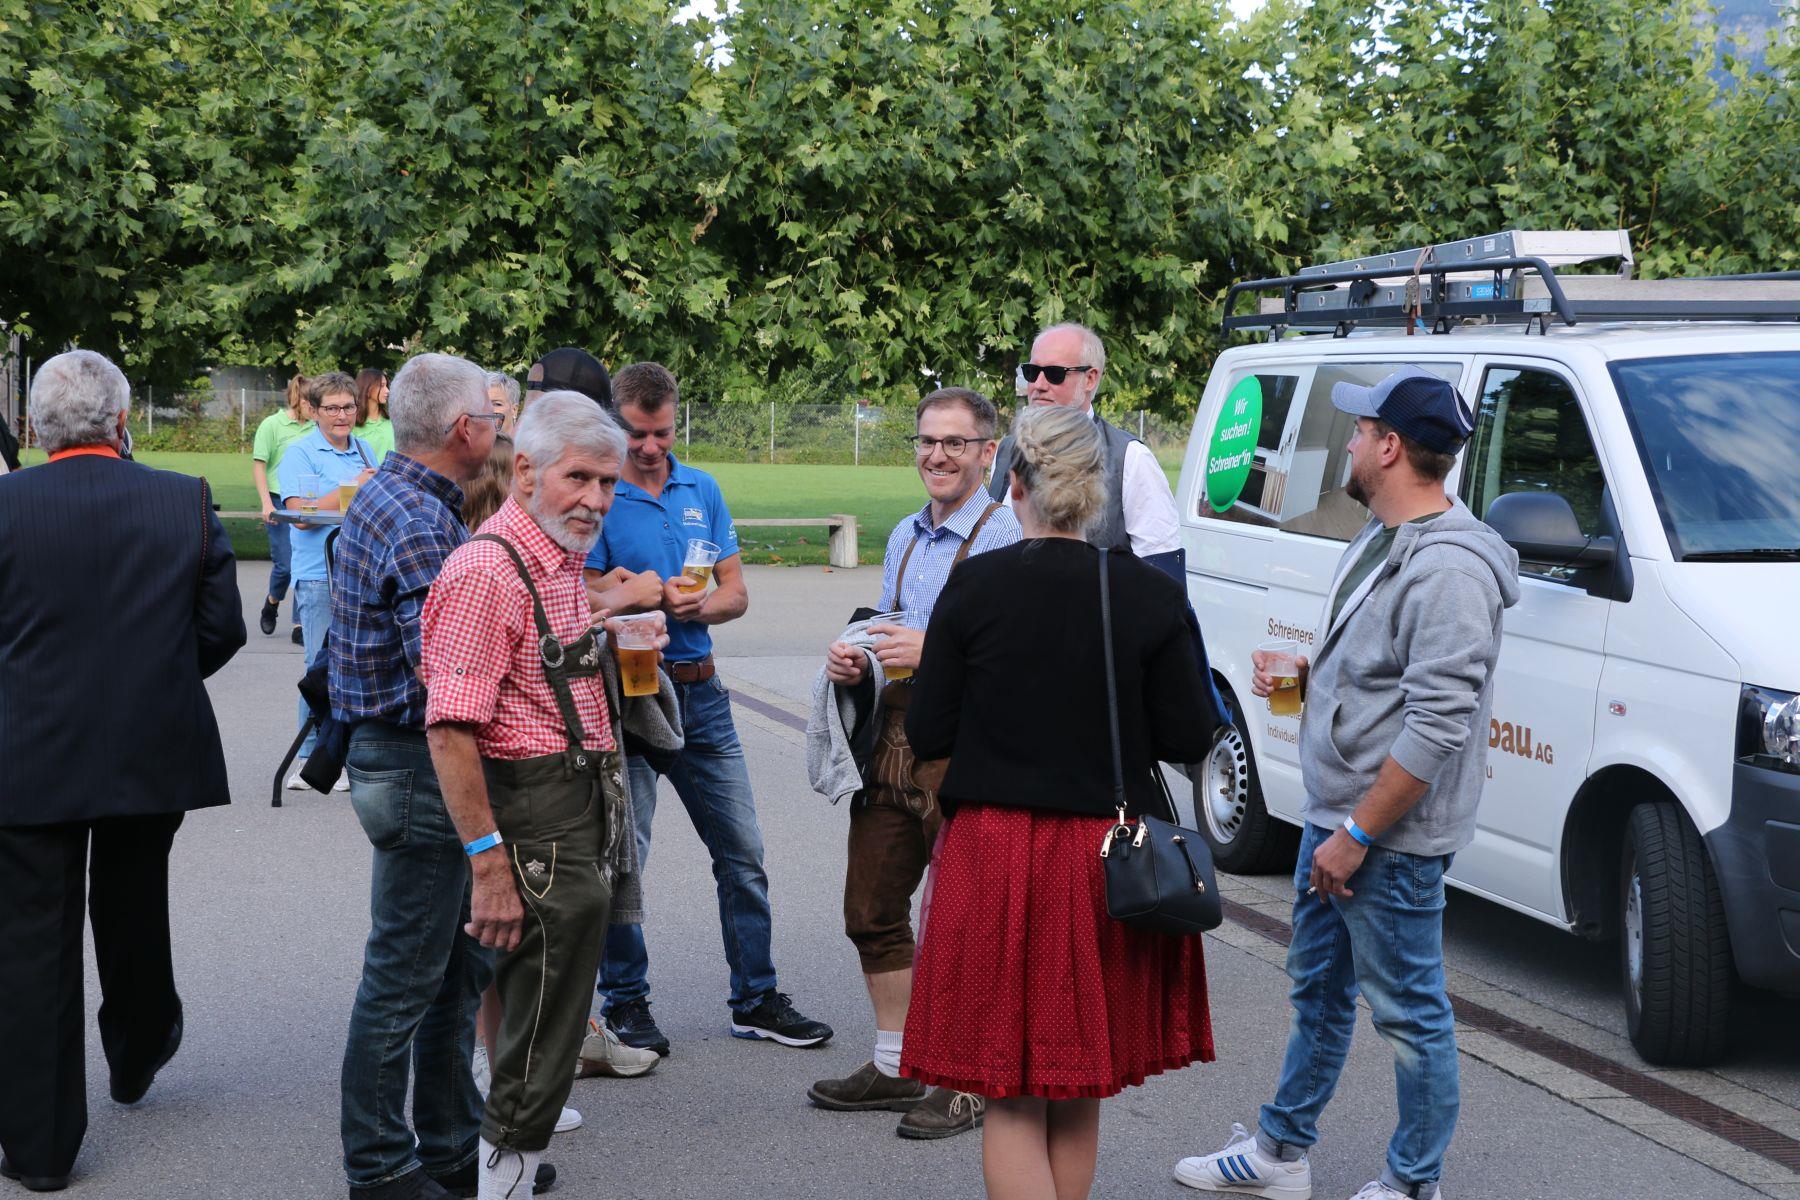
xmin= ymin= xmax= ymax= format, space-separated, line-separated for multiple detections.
xmin=1019 ymin=362 xmax=1093 ymax=386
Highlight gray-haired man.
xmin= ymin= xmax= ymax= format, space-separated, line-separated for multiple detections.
xmin=333 ymin=353 xmax=560 ymax=1200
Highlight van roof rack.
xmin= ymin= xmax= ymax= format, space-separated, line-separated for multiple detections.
xmin=1223 ymin=230 xmax=1800 ymax=336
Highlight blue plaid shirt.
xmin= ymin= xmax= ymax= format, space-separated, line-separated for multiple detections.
xmin=880 ymin=488 xmax=1021 ymax=623
xmin=329 ymin=452 xmax=468 ymax=729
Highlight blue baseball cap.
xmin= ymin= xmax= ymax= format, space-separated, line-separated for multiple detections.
xmin=1330 ymin=367 xmax=1475 ymax=455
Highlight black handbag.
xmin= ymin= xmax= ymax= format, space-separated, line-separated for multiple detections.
xmin=1096 ymin=550 xmax=1224 ymax=937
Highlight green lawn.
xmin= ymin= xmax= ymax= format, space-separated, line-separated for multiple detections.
xmin=21 ymin=451 xmax=1179 ymax=565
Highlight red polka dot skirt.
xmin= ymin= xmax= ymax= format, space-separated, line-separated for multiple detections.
xmin=901 ymin=803 xmax=1215 ymax=1101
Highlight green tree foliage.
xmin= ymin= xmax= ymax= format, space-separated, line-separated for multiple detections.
xmin=2 ymin=0 xmax=1794 ymax=409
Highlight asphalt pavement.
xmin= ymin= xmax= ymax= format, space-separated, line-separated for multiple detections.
xmin=44 ymin=560 xmax=1800 ymax=1199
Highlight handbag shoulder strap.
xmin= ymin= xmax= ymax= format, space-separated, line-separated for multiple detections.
xmin=1098 ymin=548 xmax=1127 ymax=815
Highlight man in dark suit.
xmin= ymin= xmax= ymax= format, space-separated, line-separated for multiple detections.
xmin=0 ymin=350 xmax=245 ymax=1192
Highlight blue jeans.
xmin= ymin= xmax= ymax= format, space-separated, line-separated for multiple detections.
xmin=264 ymin=492 xmax=294 ymax=606
xmin=1258 ymin=822 xmax=1458 ymax=1196
xmin=340 ymin=723 xmax=494 ymax=1190
xmin=599 ymin=676 xmax=778 ymax=1013
xmin=294 ymin=579 xmax=330 ymax=757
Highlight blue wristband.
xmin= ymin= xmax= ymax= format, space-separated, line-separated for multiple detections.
xmin=1343 ymin=816 xmax=1373 ymax=848
xmin=464 ymin=831 xmax=504 ymax=858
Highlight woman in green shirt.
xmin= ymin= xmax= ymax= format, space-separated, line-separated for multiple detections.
xmin=251 ymin=375 xmax=315 ymax=638
xmin=355 ymin=368 xmax=394 ymax=462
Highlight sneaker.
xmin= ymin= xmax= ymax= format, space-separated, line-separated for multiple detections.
xmin=896 ymin=1087 xmax=984 ymax=1140
xmin=554 ymin=1105 xmax=581 ymax=1134
xmin=472 ymin=1045 xmax=491 ymax=1097
xmin=729 ymin=991 xmax=833 ymax=1048
xmin=259 ymin=597 xmax=279 ymax=636
xmin=606 ymin=998 xmax=670 ymax=1057
xmin=1174 ymin=1122 xmax=1313 ymax=1198
xmin=333 ymin=774 xmax=351 ymax=793
xmin=806 ymin=1061 xmax=927 ymax=1112
xmin=1347 ymin=1183 xmax=1442 ymax=1200
xmin=576 ymin=1018 xmax=659 ymax=1078
xmin=285 ymin=760 xmax=310 ymax=790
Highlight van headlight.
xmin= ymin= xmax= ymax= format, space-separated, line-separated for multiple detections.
xmin=1740 ymin=685 xmax=1800 ymax=773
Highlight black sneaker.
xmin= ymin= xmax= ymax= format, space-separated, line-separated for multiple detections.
xmin=607 ymin=997 xmax=670 ymax=1057
xmin=259 ymin=596 xmax=279 ymax=636
xmin=730 ymin=991 xmax=833 ymax=1048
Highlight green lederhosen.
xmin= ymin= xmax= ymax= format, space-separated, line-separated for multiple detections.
xmin=471 ymin=535 xmax=626 ymax=1153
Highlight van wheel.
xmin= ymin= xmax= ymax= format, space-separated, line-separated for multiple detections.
xmin=1196 ymin=693 xmax=1299 ymax=875
xmin=1620 ymin=802 xmax=1732 ymax=1066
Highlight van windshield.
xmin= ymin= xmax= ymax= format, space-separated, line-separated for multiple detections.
xmin=1612 ymin=352 xmax=1800 ymax=561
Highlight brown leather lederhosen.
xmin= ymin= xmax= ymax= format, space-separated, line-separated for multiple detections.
xmin=843 ymin=502 xmax=1001 ymax=973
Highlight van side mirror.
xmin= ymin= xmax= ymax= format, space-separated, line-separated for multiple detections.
xmin=1485 ymin=491 xmax=1617 ymax=569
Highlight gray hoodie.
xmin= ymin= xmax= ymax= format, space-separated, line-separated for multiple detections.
xmin=1299 ymin=496 xmax=1520 ymax=857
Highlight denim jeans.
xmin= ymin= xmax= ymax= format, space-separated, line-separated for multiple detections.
xmin=294 ymin=578 xmax=330 ymax=757
xmin=265 ymin=492 xmax=293 ymax=604
xmin=340 ymin=723 xmax=494 ymax=1190
xmin=1258 ymin=822 xmax=1458 ymax=1196
xmin=599 ymin=676 xmax=779 ymax=1013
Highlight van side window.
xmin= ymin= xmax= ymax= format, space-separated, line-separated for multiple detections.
xmin=1201 ymin=372 xmax=1299 ymax=524
xmin=1461 ymin=366 xmax=1606 ymax=579
xmin=1276 ymin=362 xmax=1461 ymax=543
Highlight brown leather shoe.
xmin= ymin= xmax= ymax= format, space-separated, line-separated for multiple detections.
xmin=806 ymin=1061 xmax=927 ymax=1111
xmin=896 ymin=1086 xmax=985 ymax=1139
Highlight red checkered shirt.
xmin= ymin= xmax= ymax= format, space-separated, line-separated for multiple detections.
xmin=422 ymin=496 xmax=615 ymax=759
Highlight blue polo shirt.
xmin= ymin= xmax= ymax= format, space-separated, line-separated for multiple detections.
xmin=276 ymin=427 xmax=377 ymax=582
xmin=585 ymin=456 xmax=739 ymax=662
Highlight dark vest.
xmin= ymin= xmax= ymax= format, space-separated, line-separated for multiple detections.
xmin=987 ymin=412 xmax=1137 ymax=551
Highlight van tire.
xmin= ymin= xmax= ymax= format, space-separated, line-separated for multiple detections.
xmin=1195 ymin=692 xmax=1299 ymax=875
xmin=1620 ymin=802 xmax=1732 ymax=1066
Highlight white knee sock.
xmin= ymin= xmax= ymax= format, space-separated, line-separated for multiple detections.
xmin=477 ymin=1137 xmax=541 ymax=1200
xmin=873 ymin=1028 xmax=903 ymax=1078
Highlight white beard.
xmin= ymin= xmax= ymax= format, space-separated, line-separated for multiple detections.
xmin=527 ymin=489 xmax=602 ymax=554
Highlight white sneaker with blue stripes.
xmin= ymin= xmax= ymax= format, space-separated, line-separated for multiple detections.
xmin=1348 ymin=1181 xmax=1443 ymax=1200
xmin=1174 ymin=1122 xmax=1313 ymax=1198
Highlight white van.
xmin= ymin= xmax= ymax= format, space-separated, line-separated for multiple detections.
xmin=1176 ymin=231 xmax=1800 ymax=1067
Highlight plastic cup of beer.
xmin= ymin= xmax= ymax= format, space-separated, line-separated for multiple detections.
xmin=678 ymin=539 xmax=721 ymax=594
xmin=611 ymin=614 xmax=661 ymax=698
xmin=1260 ymin=638 xmax=1303 ymax=717
xmin=872 ymin=610 xmax=915 ymax=681
xmin=337 ymin=475 xmax=362 ymax=509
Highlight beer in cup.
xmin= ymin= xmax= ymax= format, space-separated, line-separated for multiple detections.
xmin=1259 ymin=638 xmax=1303 ymax=717
xmin=611 ymin=614 xmax=662 ymax=698
xmin=872 ymin=610 xmax=915 ymax=681
xmin=678 ymin=539 xmax=721 ymax=594
xmin=338 ymin=475 xmax=362 ymax=509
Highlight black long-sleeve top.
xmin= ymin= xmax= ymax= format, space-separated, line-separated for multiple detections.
xmin=906 ymin=538 xmax=1217 ymax=817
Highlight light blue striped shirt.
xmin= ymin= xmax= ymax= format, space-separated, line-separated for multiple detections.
xmin=879 ymin=488 xmax=1022 ymax=625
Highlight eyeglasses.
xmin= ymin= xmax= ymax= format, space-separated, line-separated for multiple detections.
xmin=446 ymin=411 xmax=505 ymax=433
xmin=908 ymin=435 xmax=989 ymax=458
xmin=315 ymin=404 xmax=357 ymax=417
xmin=1019 ymin=363 xmax=1093 ymax=386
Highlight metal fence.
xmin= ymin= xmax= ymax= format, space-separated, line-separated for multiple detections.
xmin=14 ymin=391 xmax=1196 ymax=468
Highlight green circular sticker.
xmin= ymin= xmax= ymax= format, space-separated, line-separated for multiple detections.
xmin=1206 ymin=376 xmax=1263 ymax=512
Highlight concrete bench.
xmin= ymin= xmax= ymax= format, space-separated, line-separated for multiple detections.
xmin=222 ymin=511 xmax=862 ymax=568
xmin=735 ymin=515 xmax=859 ymax=568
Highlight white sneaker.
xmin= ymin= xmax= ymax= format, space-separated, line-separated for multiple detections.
xmin=285 ymin=760 xmax=310 ymax=790
xmin=554 ymin=1104 xmax=582 ymax=1133
xmin=575 ymin=1017 xmax=660 ymax=1078
xmin=333 ymin=773 xmax=350 ymax=792
xmin=1347 ymin=1182 xmax=1442 ymax=1200
xmin=472 ymin=1045 xmax=491 ymax=1098
xmin=1174 ymin=1122 xmax=1313 ymax=1198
